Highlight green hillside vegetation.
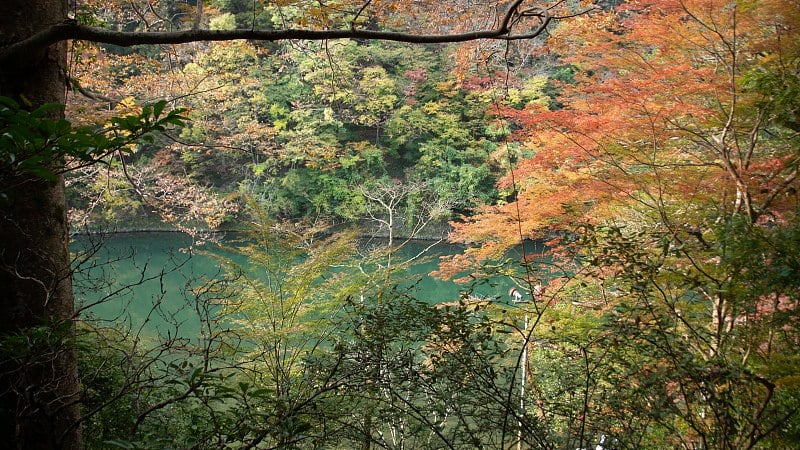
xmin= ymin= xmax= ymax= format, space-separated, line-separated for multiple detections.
xmin=65 ymin=1 xmax=555 ymax=232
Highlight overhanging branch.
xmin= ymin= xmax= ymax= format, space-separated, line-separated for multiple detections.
xmin=0 ymin=2 xmax=551 ymax=64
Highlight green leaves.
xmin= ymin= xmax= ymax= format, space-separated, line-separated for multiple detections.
xmin=0 ymin=96 xmax=186 ymax=183
xmin=742 ymin=67 xmax=800 ymax=132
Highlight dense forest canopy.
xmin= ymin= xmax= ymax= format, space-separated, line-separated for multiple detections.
xmin=62 ymin=1 xmax=559 ymax=232
xmin=1 ymin=0 xmax=798 ymax=448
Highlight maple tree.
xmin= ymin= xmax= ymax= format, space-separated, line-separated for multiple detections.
xmin=448 ymin=0 xmax=800 ymax=259
xmin=443 ymin=0 xmax=800 ymax=446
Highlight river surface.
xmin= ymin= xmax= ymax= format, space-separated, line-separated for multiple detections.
xmin=71 ymin=232 xmax=519 ymax=337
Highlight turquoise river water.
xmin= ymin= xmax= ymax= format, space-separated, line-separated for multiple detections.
xmin=71 ymin=232 xmax=521 ymax=337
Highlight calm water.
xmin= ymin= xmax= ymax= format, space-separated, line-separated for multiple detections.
xmin=71 ymin=232 xmax=517 ymax=337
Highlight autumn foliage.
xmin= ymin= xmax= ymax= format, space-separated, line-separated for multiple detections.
xmin=439 ymin=1 xmax=800 ymax=447
xmin=445 ymin=0 xmax=800 ymax=269
xmin=11 ymin=0 xmax=796 ymax=446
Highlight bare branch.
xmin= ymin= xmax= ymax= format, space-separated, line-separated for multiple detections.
xmin=0 ymin=5 xmax=552 ymax=64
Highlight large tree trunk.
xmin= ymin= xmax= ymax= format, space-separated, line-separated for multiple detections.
xmin=0 ymin=0 xmax=82 ymax=448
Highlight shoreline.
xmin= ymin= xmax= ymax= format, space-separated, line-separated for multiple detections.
xmin=68 ymin=221 xmax=456 ymax=242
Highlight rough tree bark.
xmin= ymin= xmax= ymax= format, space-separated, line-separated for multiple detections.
xmin=0 ymin=1 xmax=82 ymax=449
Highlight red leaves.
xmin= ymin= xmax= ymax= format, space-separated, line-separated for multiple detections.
xmin=444 ymin=0 xmax=800 ymax=275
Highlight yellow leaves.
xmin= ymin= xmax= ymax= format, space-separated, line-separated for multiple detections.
xmin=115 ymin=96 xmax=138 ymax=113
xmin=347 ymin=140 xmax=372 ymax=156
xmin=434 ymin=80 xmax=459 ymax=98
xmin=209 ymin=12 xmax=236 ymax=31
xmin=353 ymin=66 xmax=398 ymax=126
xmin=199 ymin=40 xmax=259 ymax=75
xmin=421 ymin=101 xmax=442 ymax=115
xmin=519 ymin=76 xmax=550 ymax=108
xmin=181 ymin=62 xmax=205 ymax=77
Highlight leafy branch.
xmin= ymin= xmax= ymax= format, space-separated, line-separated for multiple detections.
xmin=0 ymin=96 xmax=186 ymax=184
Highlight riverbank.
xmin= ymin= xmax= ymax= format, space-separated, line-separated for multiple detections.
xmin=69 ymin=217 xmax=455 ymax=241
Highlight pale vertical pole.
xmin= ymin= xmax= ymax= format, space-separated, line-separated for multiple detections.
xmin=518 ymin=312 xmax=529 ymax=450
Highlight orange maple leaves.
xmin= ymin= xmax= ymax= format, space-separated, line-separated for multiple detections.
xmin=442 ymin=0 xmax=800 ymax=274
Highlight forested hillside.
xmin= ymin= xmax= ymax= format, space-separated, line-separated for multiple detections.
xmin=65 ymin=0 xmax=557 ymax=233
xmin=1 ymin=0 xmax=798 ymax=448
